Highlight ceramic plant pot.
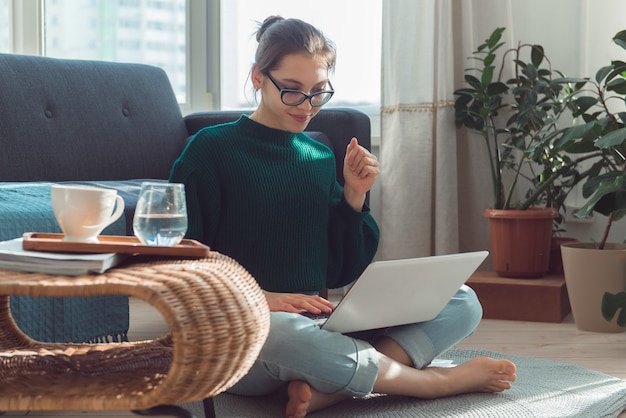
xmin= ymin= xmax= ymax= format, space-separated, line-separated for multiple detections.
xmin=561 ymin=242 xmax=626 ymax=333
xmin=548 ymin=236 xmax=578 ymax=275
xmin=484 ymin=207 xmax=558 ymax=278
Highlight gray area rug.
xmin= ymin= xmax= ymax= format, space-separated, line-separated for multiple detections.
xmin=181 ymin=348 xmax=626 ymax=417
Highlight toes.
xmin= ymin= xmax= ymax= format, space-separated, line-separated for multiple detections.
xmin=496 ymin=359 xmax=517 ymax=381
xmin=286 ymin=381 xmax=312 ymax=418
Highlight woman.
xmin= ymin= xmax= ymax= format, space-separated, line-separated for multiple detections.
xmin=169 ymin=15 xmax=516 ymax=418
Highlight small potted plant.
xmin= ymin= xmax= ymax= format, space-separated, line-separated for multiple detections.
xmin=454 ymin=27 xmax=596 ymax=278
xmin=553 ymin=29 xmax=626 ymax=332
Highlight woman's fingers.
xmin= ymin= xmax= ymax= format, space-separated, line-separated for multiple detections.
xmin=264 ymin=291 xmax=334 ymax=313
xmin=345 ymin=137 xmax=379 ymax=178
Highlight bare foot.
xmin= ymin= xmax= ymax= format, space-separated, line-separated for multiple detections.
xmin=284 ymin=357 xmax=516 ymax=417
xmin=285 ymin=380 xmax=348 ymax=418
xmin=416 ymin=357 xmax=517 ymax=399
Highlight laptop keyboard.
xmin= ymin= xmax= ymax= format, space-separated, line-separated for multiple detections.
xmin=300 ymin=311 xmax=330 ymax=325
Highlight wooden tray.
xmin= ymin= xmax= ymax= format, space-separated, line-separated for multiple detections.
xmin=22 ymin=233 xmax=211 ymax=257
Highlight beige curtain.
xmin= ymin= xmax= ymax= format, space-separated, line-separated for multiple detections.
xmin=379 ymin=0 xmax=460 ymax=260
xmin=378 ymin=0 xmax=616 ymax=261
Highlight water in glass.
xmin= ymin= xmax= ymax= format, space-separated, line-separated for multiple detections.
xmin=133 ymin=182 xmax=188 ymax=246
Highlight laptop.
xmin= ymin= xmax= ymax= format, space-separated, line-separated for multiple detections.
xmin=307 ymin=251 xmax=488 ymax=334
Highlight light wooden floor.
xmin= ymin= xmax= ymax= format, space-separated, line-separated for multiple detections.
xmin=4 ymin=297 xmax=626 ymax=417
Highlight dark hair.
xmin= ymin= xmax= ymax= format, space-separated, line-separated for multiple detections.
xmin=254 ymin=16 xmax=336 ymax=74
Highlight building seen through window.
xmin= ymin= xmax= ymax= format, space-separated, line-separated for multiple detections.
xmin=43 ymin=0 xmax=187 ymax=102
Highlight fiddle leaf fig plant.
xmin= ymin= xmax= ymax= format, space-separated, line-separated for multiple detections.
xmin=454 ymin=27 xmax=592 ymax=221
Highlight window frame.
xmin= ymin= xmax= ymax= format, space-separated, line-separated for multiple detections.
xmin=9 ymin=0 xmax=43 ymax=55
xmin=8 ymin=0 xmax=380 ymax=142
xmin=11 ymin=0 xmax=215 ymax=114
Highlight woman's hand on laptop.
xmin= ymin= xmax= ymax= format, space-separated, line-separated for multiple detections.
xmin=263 ymin=291 xmax=335 ymax=314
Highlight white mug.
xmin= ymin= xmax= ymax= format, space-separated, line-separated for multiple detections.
xmin=51 ymin=184 xmax=125 ymax=243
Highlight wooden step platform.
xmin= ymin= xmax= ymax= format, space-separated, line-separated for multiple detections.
xmin=467 ymin=271 xmax=570 ymax=323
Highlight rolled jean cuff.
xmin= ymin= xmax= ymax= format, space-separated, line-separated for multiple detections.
xmin=382 ymin=326 xmax=436 ymax=369
xmin=342 ymin=338 xmax=379 ymax=397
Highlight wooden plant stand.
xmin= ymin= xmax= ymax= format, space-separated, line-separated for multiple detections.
xmin=468 ymin=271 xmax=571 ymax=323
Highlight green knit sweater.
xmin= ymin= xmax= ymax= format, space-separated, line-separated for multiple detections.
xmin=169 ymin=115 xmax=380 ymax=293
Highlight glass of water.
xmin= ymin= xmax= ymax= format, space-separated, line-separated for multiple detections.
xmin=133 ymin=182 xmax=188 ymax=246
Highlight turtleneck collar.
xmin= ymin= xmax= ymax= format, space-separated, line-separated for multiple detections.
xmin=237 ymin=114 xmax=300 ymax=143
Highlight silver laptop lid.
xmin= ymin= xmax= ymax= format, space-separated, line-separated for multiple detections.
xmin=322 ymin=251 xmax=488 ymax=333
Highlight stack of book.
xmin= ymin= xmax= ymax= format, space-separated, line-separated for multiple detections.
xmin=0 ymin=238 xmax=128 ymax=276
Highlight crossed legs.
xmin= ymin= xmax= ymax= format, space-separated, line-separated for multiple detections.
xmin=285 ymin=286 xmax=517 ymax=417
xmin=286 ymin=337 xmax=516 ymax=418
xmin=227 ymin=286 xmax=517 ymax=418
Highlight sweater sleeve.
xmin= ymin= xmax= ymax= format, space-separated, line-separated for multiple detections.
xmin=168 ymin=143 xmax=221 ymax=245
xmin=325 ymin=182 xmax=380 ymax=289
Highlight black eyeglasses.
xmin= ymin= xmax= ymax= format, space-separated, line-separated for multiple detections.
xmin=264 ymin=72 xmax=334 ymax=107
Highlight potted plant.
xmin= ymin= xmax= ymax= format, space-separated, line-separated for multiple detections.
xmin=552 ymin=29 xmax=626 ymax=332
xmin=454 ymin=28 xmax=595 ymax=278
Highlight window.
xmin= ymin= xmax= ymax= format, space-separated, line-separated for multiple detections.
xmin=0 ymin=0 xmax=9 ymax=53
xmin=43 ymin=0 xmax=187 ymax=103
xmin=220 ymin=0 xmax=382 ymax=114
xmin=5 ymin=0 xmax=382 ymax=123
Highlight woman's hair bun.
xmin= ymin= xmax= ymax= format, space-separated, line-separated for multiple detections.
xmin=256 ymin=15 xmax=284 ymax=42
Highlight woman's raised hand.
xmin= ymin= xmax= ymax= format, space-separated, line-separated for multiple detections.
xmin=343 ymin=137 xmax=380 ymax=211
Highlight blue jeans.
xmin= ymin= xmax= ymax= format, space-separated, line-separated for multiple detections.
xmin=227 ymin=284 xmax=482 ymax=397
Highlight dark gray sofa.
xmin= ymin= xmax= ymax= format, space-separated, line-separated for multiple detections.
xmin=0 ymin=53 xmax=371 ymax=343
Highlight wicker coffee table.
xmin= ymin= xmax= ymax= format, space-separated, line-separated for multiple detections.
xmin=0 ymin=253 xmax=270 ymax=416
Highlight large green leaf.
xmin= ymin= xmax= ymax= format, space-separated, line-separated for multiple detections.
xmin=531 ymin=45 xmax=545 ymax=67
xmin=594 ymin=190 xmax=626 ymax=217
xmin=454 ymin=94 xmax=473 ymax=114
xmin=614 ymin=30 xmax=626 ymax=51
xmin=608 ymin=60 xmax=626 ymax=80
xmin=482 ymin=66 xmax=495 ymax=87
xmin=595 ymin=127 xmax=626 ymax=148
xmin=484 ymin=53 xmax=496 ymax=67
xmin=487 ymin=27 xmax=506 ymax=48
xmin=579 ymin=172 xmax=626 ymax=216
xmin=554 ymin=122 xmax=596 ymax=148
xmin=582 ymin=171 xmax=622 ymax=196
xmin=602 ymin=290 xmax=626 ymax=327
xmin=464 ymin=74 xmax=482 ymax=91
xmin=607 ymin=77 xmax=626 ymax=94
xmin=523 ymin=63 xmax=538 ymax=81
xmin=596 ymin=65 xmax=614 ymax=83
xmin=573 ymin=96 xmax=599 ymax=117
xmin=486 ymin=81 xmax=508 ymax=96
xmin=453 ymin=88 xmax=477 ymax=97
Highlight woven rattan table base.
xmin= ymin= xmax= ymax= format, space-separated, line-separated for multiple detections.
xmin=0 ymin=254 xmax=270 ymax=413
